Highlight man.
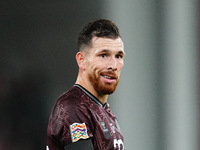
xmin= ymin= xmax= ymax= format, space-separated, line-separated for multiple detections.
xmin=46 ymin=19 xmax=125 ymax=150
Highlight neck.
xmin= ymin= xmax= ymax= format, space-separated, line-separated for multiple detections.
xmin=75 ymin=76 xmax=108 ymax=105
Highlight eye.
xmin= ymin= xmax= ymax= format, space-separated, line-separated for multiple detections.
xmin=116 ymin=54 xmax=123 ymax=59
xmin=100 ymin=54 xmax=107 ymax=58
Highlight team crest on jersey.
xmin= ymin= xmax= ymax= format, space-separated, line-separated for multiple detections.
xmin=70 ymin=122 xmax=89 ymax=142
xmin=101 ymin=121 xmax=111 ymax=138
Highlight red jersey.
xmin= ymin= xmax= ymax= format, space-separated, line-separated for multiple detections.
xmin=47 ymin=84 xmax=124 ymax=150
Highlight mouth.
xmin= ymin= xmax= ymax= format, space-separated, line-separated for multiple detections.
xmin=102 ymin=75 xmax=116 ymax=80
xmin=100 ymin=72 xmax=118 ymax=83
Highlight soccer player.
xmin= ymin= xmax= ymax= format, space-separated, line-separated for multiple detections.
xmin=46 ymin=19 xmax=125 ymax=150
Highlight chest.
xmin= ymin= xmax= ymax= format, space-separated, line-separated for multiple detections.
xmin=91 ymin=106 xmax=124 ymax=150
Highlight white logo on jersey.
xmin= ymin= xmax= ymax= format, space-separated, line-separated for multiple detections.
xmin=46 ymin=146 xmax=49 ymax=150
xmin=114 ymin=139 xmax=124 ymax=150
xmin=110 ymin=123 xmax=116 ymax=133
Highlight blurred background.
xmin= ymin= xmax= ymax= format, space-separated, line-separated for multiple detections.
xmin=0 ymin=0 xmax=199 ymax=150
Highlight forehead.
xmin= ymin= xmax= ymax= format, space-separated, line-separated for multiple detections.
xmin=91 ymin=37 xmax=124 ymax=53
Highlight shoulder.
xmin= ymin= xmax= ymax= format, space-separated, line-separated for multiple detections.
xmin=50 ymin=86 xmax=93 ymax=123
xmin=52 ymin=86 xmax=82 ymax=113
xmin=57 ymin=86 xmax=83 ymax=105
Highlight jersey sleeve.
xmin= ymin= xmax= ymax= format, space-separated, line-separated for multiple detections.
xmin=47 ymin=100 xmax=95 ymax=150
xmin=64 ymin=138 xmax=93 ymax=150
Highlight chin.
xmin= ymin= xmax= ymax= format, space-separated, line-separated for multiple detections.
xmin=88 ymin=73 xmax=119 ymax=95
xmin=95 ymin=81 xmax=119 ymax=95
xmin=101 ymin=85 xmax=116 ymax=94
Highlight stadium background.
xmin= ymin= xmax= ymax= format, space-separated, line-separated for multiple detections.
xmin=0 ymin=0 xmax=199 ymax=150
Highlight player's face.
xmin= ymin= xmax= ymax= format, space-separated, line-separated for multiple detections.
xmin=85 ymin=37 xmax=125 ymax=95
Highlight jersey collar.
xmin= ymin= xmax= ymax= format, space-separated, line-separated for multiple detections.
xmin=74 ymin=84 xmax=107 ymax=109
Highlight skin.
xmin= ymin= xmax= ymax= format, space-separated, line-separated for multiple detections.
xmin=75 ymin=36 xmax=125 ymax=104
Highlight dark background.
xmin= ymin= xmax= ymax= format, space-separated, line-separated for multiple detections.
xmin=0 ymin=1 xmax=103 ymax=149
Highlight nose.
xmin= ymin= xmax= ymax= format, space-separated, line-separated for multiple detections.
xmin=108 ymin=67 xmax=117 ymax=71
xmin=108 ymin=57 xmax=117 ymax=71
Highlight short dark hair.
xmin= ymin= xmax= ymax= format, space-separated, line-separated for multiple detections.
xmin=77 ymin=19 xmax=121 ymax=52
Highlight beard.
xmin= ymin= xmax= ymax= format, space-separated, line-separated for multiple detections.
xmin=88 ymin=71 xmax=119 ymax=95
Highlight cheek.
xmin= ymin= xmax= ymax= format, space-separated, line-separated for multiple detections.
xmin=118 ymin=61 xmax=124 ymax=71
xmin=87 ymin=63 xmax=101 ymax=75
xmin=92 ymin=60 xmax=106 ymax=70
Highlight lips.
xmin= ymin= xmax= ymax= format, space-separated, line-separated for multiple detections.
xmin=100 ymin=72 xmax=118 ymax=83
xmin=103 ymin=75 xmax=114 ymax=79
xmin=102 ymin=75 xmax=116 ymax=79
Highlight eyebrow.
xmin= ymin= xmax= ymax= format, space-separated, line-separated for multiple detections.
xmin=118 ymin=50 xmax=125 ymax=56
xmin=99 ymin=49 xmax=125 ymax=56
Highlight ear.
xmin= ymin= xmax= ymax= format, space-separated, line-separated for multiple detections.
xmin=76 ymin=52 xmax=85 ymax=70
